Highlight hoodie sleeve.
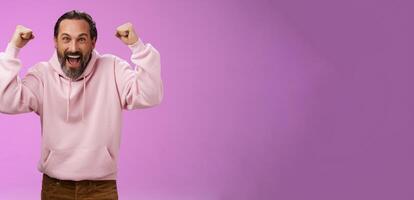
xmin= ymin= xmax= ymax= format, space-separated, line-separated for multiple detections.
xmin=114 ymin=38 xmax=163 ymax=110
xmin=0 ymin=43 xmax=43 ymax=115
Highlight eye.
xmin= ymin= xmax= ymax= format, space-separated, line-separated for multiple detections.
xmin=78 ymin=38 xmax=86 ymax=43
xmin=62 ymin=37 xmax=70 ymax=42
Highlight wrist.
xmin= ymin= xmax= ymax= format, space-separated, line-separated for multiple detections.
xmin=5 ymin=42 xmax=21 ymax=58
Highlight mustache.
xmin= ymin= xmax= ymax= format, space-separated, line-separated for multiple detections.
xmin=64 ymin=51 xmax=82 ymax=58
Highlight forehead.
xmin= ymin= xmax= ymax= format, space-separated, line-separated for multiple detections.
xmin=58 ymin=19 xmax=90 ymax=36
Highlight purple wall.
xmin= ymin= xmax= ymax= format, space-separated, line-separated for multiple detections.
xmin=0 ymin=0 xmax=412 ymax=199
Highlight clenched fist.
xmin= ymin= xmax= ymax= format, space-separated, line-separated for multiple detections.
xmin=11 ymin=25 xmax=34 ymax=48
xmin=115 ymin=23 xmax=139 ymax=45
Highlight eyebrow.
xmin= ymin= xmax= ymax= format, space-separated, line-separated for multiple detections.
xmin=78 ymin=33 xmax=88 ymax=37
xmin=60 ymin=33 xmax=89 ymax=38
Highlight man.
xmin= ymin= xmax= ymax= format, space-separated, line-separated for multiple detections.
xmin=0 ymin=10 xmax=163 ymax=199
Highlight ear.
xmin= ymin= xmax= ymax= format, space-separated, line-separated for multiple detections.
xmin=91 ymin=37 xmax=96 ymax=49
xmin=54 ymin=37 xmax=58 ymax=48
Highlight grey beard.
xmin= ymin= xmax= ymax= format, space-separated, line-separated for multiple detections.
xmin=58 ymin=52 xmax=92 ymax=80
xmin=61 ymin=65 xmax=87 ymax=80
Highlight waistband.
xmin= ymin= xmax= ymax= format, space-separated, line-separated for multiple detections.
xmin=42 ymin=173 xmax=116 ymax=186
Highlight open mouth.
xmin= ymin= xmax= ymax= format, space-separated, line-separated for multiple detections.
xmin=66 ymin=54 xmax=81 ymax=67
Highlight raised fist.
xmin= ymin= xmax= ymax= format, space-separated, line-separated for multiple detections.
xmin=115 ymin=22 xmax=139 ymax=45
xmin=11 ymin=25 xmax=34 ymax=48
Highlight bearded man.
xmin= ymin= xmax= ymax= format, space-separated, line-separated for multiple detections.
xmin=0 ymin=10 xmax=163 ymax=200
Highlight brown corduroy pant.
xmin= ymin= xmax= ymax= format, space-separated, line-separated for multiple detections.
xmin=41 ymin=174 xmax=118 ymax=200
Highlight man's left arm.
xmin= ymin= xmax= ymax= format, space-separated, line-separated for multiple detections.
xmin=115 ymin=22 xmax=163 ymax=110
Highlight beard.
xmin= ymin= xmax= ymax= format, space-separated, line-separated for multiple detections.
xmin=57 ymin=49 xmax=92 ymax=80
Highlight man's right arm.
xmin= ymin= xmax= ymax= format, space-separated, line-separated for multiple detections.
xmin=0 ymin=25 xmax=42 ymax=115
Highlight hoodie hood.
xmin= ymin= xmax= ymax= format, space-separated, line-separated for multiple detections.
xmin=49 ymin=49 xmax=99 ymax=122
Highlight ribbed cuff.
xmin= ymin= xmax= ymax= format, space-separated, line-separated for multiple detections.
xmin=128 ymin=38 xmax=146 ymax=53
xmin=5 ymin=43 xmax=20 ymax=59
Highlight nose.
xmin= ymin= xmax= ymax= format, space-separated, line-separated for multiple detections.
xmin=68 ymin=40 xmax=78 ymax=52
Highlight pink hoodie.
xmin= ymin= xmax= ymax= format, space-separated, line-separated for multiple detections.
xmin=0 ymin=38 xmax=163 ymax=181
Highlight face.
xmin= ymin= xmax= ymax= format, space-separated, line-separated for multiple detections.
xmin=55 ymin=19 xmax=96 ymax=79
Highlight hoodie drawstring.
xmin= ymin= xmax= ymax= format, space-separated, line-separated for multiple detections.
xmin=66 ymin=79 xmax=72 ymax=122
xmin=82 ymin=75 xmax=86 ymax=121
xmin=66 ymin=76 xmax=86 ymax=122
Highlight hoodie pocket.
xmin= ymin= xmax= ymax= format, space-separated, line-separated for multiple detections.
xmin=43 ymin=147 xmax=117 ymax=180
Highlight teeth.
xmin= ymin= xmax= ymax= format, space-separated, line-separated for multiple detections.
xmin=67 ymin=55 xmax=80 ymax=59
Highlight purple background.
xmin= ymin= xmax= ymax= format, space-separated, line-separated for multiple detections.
xmin=0 ymin=0 xmax=413 ymax=199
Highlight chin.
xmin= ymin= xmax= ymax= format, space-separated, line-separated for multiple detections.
xmin=65 ymin=64 xmax=80 ymax=70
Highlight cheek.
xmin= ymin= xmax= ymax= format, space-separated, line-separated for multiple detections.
xmin=80 ymin=45 xmax=93 ymax=55
xmin=56 ymin=44 xmax=68 ymax=53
